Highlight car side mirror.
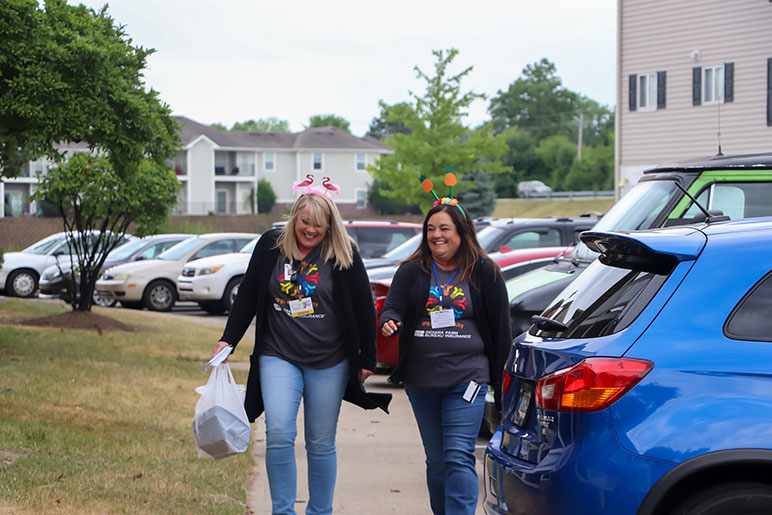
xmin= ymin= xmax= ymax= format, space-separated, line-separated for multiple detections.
xmin=499 ymin=246 xmax=513 ymax=254
xmin=135 ymin=256 xmax=146 ymax=261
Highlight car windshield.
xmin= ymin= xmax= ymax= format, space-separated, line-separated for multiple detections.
xmin=157 ymin=237 xmax=201 ymax=260
xmin=572 ymin=180 xmax=681 ymax=261
xmin=240 ymin=237 xmax=259 ymax=254
xmin=22 ymin=234 xmax=66 ymax=255
xmin=476 ymin=226 xmax=505 ymax=250
xmin=106 ymin=238 xmax=148 ymax=260
xmin=382 ymin=234 xmax=421 ymax=260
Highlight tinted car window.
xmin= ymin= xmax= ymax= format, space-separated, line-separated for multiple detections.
xmin=533 ymin=260 xmax=669 ymax=339
xmin=680 ymin=182 xmax=772 ymax=220
xmin=191 ymin=240 xmax=235 ymax=260
xmin=354 ymin=227 xmax=417 ymax=257
xmin=725 ymin=272 xmax=772 ymax=341
xmin=501 ymin=229 xmax=561 ymax=250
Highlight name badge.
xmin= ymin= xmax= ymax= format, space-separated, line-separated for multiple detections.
xmin=430 ymin=308 xmax=455 ymax=329
xmin=284 ymin=264 xmax=294 ymax=281
xmin=289 ymin=297 xmax=314 ymax=317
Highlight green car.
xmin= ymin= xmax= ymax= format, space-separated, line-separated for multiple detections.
xmin=506 ymin=152 xmax=772 ymax=337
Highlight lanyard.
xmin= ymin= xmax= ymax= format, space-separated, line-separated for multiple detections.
xmin=432 ymin=260 xmax=458 ymax=308
xmin=293 ymin=246 xmax=321 ymax=287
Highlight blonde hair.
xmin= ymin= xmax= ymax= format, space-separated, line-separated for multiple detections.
xmin=276 ymin=193 xmax=357 ymax=269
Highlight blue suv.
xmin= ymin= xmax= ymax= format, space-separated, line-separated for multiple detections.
xmin=484 ymin=217 xmax=772 ymax=515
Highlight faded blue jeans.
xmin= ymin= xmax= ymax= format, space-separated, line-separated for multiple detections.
xmin=405 ymin=382 xmax=487 ymax=515
xmin=259 ymin=355 xmax=349 ymax=515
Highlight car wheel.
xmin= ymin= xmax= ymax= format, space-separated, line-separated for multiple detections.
xmin=120 ymin=301 xmax=144 ymax=310
xmin=198 ymin=301 xmax=225 ymax=315
xmin=143 ymin=280 xmax=176 ymax=312
xmin=92 ymin=291 xmax=117 ymax=308
xmin=673 ymin=482 xmax=772 ymax=515
xmin=222 ymin=277 xmax=242 ymax=312
xmin=7 ymin=269 xmax=38 ymax=298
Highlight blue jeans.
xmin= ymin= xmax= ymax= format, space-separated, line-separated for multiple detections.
xmin=405 ymin=382 xmax=487 ymax=515
xmin=259 ymin=355 xmax=349 ymax=515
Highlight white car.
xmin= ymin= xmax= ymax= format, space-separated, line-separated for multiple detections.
xmin=1 ymin=231 xmax=134 ymax=298
xmin=96 ymin=233 xmax=258 ymax=311
xmin=517 ymin=180 xmax=553 ymax=198
xmin=177 ymin=237 xmax=260 ymax=314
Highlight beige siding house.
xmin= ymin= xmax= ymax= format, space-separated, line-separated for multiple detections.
xmin=616 ymin=0 xmax=772 ymax=194
xmin=1 ymin=117 xmax=393 ymax=217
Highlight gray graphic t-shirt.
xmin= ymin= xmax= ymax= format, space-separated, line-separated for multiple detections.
xmin=262 ymin=251 xmax=346 ymax=368
xmin=403 ymin=267 xmax=490 ymax=388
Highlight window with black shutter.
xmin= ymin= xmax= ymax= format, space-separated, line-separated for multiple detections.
xmin=724 ymin=62 xmax=734 ymax=102
xmin=693 ymin=67 xmax=702 ymax=106
xmin=629 ymin=74 xmax=637 ymax=111
xmin=767 ymin=58 xmax=772 ymax=126
xmin=657 ymin=71 xmax=666 ymax=109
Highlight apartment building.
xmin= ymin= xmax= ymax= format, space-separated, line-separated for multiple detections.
xmin=616 ymin=0 xmax=772 ymax=194
xmin=0 ymin=116 xmax=393 ymax=217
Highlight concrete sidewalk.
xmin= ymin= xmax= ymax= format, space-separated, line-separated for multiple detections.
xmin=245 ymin=375 xmax=487 ymax=514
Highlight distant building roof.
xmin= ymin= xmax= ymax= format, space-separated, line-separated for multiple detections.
xmin=174 ymin=116 xmax=393 ymax=153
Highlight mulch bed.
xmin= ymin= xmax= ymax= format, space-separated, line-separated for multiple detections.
xmin=3 ymin=310 xmax=146 ymax=333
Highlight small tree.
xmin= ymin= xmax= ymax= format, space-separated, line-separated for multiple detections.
xmin=256 ymin=179 xmax=276 ymax=214
xmin=32 ymin=153 xmax=179 ymax=311
xmin=370 ymin=49 xmax=509 ymax=211
xmin=456 ymin=172 xmax=496 ymax=218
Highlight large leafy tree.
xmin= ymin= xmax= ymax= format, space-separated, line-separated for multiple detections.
xmin=0 ymin=0 xmax=179 ymax=178
xmin=32 ymin=154 xmax=179 ymax=311
xmin=366 ymin=103 xmax=412 ymax=140
xmin=488 ymin=58 xmax=579 ymax=141
xmin=307 ymin=114 xmax=351 ymax=132
xmin=370 ymin=48 xmax=509 ymax=211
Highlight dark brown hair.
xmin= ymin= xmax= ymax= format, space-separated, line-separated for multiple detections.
xmin=406 ymin=203 xmax=490 ymax=283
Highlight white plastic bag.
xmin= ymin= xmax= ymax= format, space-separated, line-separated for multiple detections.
xmin=192 ymin=363 xmax=251 ymax=459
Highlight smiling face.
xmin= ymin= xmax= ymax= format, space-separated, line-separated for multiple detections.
xmin=294 ymin=206 xmax=329 ymax=255
xmin=426 ymin=210 xmax=461 ymax=268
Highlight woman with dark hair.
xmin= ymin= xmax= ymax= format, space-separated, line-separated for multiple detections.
xmin=380 ymin=197 xmax=512 ymax=515
xmin=212 ymin=185 xmax=390 ymax=515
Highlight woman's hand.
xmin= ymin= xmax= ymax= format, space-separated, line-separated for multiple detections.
xmin=359 ymin=368 xmax=373 ymax=384
xmin=381 ymin=319 xmax=401 ymax=337
xmin=212 ymin=340 xmax=231 ymax=361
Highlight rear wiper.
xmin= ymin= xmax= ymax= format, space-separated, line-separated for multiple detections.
xmin=531 ymin=315 xmax=568 ymax=332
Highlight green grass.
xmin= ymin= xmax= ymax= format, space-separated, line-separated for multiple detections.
xmin=493 ymin=198 xmax=616 ymax=219
xmin=0 ymin=299 xmax=253 ymax=514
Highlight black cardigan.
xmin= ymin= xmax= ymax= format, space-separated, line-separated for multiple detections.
xmin=380 ymin=258 xmax=512 ymax=407
xmin=220 ymin=229 xmax=391 ymax=422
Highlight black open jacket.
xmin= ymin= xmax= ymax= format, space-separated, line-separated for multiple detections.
xmin=380 ymin=258 xmax=512 ymax=408
xmin=220 ymin=229 xmax=391 ymax=422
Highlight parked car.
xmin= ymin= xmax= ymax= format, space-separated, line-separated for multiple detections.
xmin=371 ymin=246 xmax=571 ymax=370
xmin=484 ymin=217 xmax=772 ymax=515
xmin=176 ymin=236 xmax=260 ymax=314
xmin=39 ymin=233 xmax=193 ymax=307
xmin=0 ymin=231 xmax=134 ymax=298
xmin=517 ymin=180 xmax=552 ymax=198
xmin=274 ymin=219 xmax=421 ymax=259
xmin=95 ymin=233 xmax=257 ymax=311
xmin=506 ymin=151 xmax=772 ymax=339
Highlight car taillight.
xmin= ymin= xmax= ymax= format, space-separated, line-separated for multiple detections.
xmin=535 ymin=357 xmax=653 ymax=412
xmin=501 ymin=370 xmax=513 ymax=396
xmin=374 ymin=296 xmax=385 ymax=313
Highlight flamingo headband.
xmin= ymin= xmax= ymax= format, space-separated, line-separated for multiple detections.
xmin=292 ymin=174 xmax=340 ymax=198
xmin=420 ymin=167 xmax=467 ymax=219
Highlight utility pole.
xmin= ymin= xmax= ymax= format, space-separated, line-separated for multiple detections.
xmin=577 ymin=112 xmax=584 ymax=161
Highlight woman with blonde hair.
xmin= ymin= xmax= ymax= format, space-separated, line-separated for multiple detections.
xmin=212 ymin=182 xmax=390 ymax=515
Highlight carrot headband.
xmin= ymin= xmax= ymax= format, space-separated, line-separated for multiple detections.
xmin=420 ymin=167 xmax=467 ymax=219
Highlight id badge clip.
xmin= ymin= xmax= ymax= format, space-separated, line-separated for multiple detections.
xmin=430 ymin=308 xmax=455 ymax=329
xmin=289 ymin=297 xmax=314 ymax=317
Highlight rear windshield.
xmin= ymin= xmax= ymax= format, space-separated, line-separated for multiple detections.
xmin=531 ymin=259 xmax=669 ymax=339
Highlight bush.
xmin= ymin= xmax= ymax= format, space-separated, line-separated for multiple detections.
xmin=256 ymin=179 xmax=276 ymax=214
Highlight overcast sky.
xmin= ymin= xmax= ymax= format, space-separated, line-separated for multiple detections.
xmin=68 ymin=0 xmax=617 ymax=136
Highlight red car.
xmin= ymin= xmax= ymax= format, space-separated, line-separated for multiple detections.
xmin=370 ymin=246 xmax=571 ymax=368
